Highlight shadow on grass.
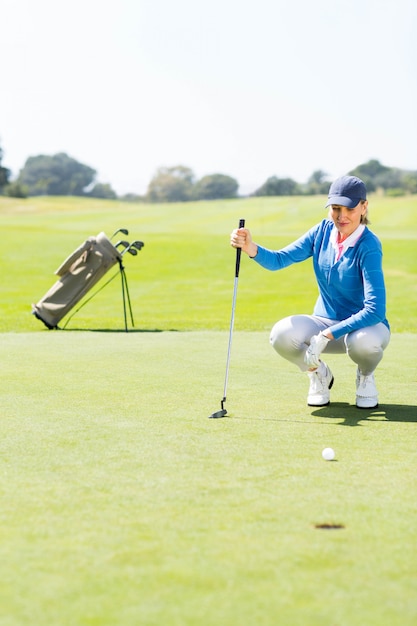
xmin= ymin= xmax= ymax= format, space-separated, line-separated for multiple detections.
xmin=311 ymin=403 xmax=417 ymax=426
xmin=56 ymin=327 xmax=172 ymax=333
xmin=230 ymin=403 xmax=417 ymax=426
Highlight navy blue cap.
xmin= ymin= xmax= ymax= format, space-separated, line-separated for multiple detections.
xmin=326 ymin=176 xmax=367 ymax=208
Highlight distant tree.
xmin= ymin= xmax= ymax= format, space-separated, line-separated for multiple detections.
xmin=348 ymin=159 xmax=390 ymax=192
xmin=385 ymin=187 xmax=406 ymax=197
xmin=17 ymin=152 xmax=96 ymax=196
xmin=193 ymin=173 xmax=238 ymax=200
xmin=120 ymin=193 xmax=146 ymax=202
xmin=87 ymin=182 xmax=117 ymax=199
xmin=253 ymin=176 xmax=300 ymax=197
xmin=4 ymin=181 xmax=28 ymax=198
xmin=374 ymin=168 xmax=403 ymax=190
xmin=350 ymin=159 xmax=389 ymax=178
xmin=0 ymin=142 xmax=11 ymax=191
xmin=146 ymin=166 xmax=195 ymax=202
xmin=306 ymin=169 xmax=330 ymax=194
xmin=349 ymin=159 xmax=417 ymax=194
xmin=401 ymin=171 xmax=417 ymax=194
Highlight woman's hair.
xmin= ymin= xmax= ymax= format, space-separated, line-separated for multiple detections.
xmin=360 ymin=200 xmax=370 ymax=225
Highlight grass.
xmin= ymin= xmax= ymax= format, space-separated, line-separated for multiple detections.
xmin=1 ymin=331 xmax=416 ymax=625
xmin=0 ymin=193 xmax=416 ymax=333
xmin=0 ymin=194 xmax=416 ymax=625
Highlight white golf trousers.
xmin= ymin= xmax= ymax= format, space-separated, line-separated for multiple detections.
xmin=270 ymin=315 xmax=390 ymax=375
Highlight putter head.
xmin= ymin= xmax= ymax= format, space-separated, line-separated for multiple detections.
xmin=209 ymin=408 xmax=227 ymax=419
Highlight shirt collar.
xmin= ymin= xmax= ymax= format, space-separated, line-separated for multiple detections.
xmin=330 ymin=223 xmax=365 ymax=251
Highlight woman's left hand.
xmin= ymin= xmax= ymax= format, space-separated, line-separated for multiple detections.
xmin=304 ymin=332 xmax=331 ymax=369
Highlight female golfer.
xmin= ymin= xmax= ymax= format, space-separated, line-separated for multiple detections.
xmin=231 ymin=175 xmax=390 ymax=408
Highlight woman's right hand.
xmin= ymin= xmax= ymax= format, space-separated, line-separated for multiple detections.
xmin=230 ymin=227 xmax=258 ymax=258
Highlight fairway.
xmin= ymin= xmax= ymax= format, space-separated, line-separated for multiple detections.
xmin=1 ymin=195 xmax=417 ymax=625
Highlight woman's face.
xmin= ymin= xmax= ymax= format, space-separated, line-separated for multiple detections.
xmin=329 ymin=200 xmax=368 ymax=240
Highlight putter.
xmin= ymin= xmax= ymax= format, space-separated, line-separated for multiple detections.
xmin=209 ymin=218 xmax=245 ymax=418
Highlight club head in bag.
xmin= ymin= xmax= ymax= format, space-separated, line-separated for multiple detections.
xmin=130 ymin=240 xmax=145 ymax=251
xmin=115 ymin=240 xmax=130 ymax=251
xmin=111 ymin=228 xmax=129 ymax=240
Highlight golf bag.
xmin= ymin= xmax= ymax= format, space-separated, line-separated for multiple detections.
xmin=32 ymin=232 xmax=123 ymax=329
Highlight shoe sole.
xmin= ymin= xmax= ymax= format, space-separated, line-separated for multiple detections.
xmin=307 ymin=375 xmax=334 ymax=407
xmin=356 ymin=402 xmax=378 ymax=410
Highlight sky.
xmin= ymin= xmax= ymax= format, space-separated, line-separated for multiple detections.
xmin=1 ymin=0 xmax=416 ymax=196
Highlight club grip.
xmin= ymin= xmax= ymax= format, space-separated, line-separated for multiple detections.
xmin=235 ymin=218 xmax=245 ymax=277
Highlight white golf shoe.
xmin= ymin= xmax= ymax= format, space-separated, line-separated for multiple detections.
xmin=356 ymin=369 xmax=378 ymax=409
xmin=307 ymin=361 xmax=334 ymax=406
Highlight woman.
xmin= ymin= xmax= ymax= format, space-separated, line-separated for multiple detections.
xmin=230 ymin=175 xmax=390 ymax=409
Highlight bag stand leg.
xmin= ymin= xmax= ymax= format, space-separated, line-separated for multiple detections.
xmin=118 ymin=258 xmax=135 ymax=332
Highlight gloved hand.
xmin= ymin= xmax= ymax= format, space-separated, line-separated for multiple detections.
xmin=304 ymin=332 xmax=330 ymax=369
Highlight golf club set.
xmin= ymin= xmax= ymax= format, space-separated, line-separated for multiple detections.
xmin=32 ymin=228 xmax=144 ymax=332
xmin=112 ymin=228 xmax=144 ymax=257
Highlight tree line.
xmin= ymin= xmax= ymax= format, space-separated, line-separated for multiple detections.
xmin=1 ymin=142 xmax=416 ymax=202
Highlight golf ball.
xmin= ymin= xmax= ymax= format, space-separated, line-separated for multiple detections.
xmin=322 ymin=447 xmax=335 ymax=461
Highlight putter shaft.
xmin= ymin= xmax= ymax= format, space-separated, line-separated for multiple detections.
xmin=209 ymin=218 xmax=245 ymax=418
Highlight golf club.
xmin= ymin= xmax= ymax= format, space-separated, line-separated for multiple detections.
xmin=130 ymin=240 xmax=145 ymax=251
xmin=115 ymin=239 xmax=130 ymax=248
xmin=125 ymin=240 xmax=144 ymax=255
xmin=209 ymin=218 xmax=245 ymax=418
xmin=111 ymin=228 xmax=129 ymax=240
xmin=120 ymin=242 xmax=141 ymax=256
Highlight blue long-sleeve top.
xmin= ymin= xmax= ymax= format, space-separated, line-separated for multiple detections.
xmin=253 ymin=219 xmax=390 ymax=340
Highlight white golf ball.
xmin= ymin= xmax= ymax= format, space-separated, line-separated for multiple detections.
xmin=322 ymin=447 xmax=335 ymax=461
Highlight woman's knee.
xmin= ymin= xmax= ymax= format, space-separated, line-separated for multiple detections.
xmin=270 ymin=318 xmax=292 ymax=354
xmin=270 ymin=315 xmax=313 ymax=354
xmin=346 ymin=326 xmax=390 ymax=363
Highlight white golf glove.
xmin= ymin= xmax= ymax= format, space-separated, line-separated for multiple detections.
xmin=304 ymin=332 xmax=330 ymax=369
